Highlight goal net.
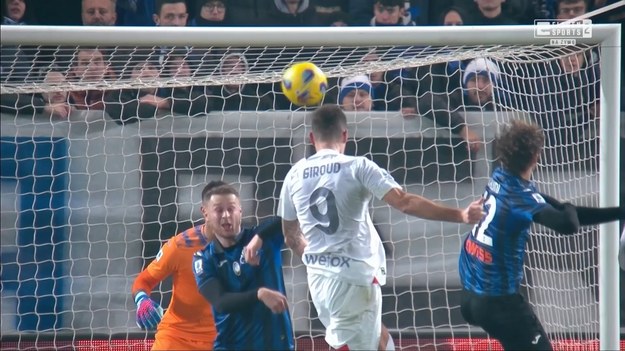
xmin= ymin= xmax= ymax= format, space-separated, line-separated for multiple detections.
xmin=0 ymin=25 xmax=621 ymax=350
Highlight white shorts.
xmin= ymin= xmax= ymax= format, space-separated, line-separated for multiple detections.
xmin=308 ymin=272 xmax=382 ymax=350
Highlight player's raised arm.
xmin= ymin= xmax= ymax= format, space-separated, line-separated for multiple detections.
xmin=244 ymin=216 xmax=285 ymax=265
xmin=534 ymin=192 xmax=624 ymax=234
xmin=382 ymin=187 xmax=485 ymax=224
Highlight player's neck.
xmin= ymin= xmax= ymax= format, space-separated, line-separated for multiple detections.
xmin=520 ymin=161 xmax=538 ymax=181
xmin=519 ymin=168 xmax=533 ymax=181
xmin=314 ymin=142 xmax=344 ymax=153
xmin=215 ymin=235 xmax=237 ymax=248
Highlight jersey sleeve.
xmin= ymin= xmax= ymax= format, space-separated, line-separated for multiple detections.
xmin=356 ymin=157 xmax=401 ymax=200
xmin=254 ymin=217 xmax=284 ymax=250
xmin=193 ymin=249 xmax=217 ymax=294
xmin=145 ymin=238 xmax=179 ymax=283
xmin=515 ymin=191 xmax=550 ymax=219
xmin=278 ymin=169 xmax=298 ymax=221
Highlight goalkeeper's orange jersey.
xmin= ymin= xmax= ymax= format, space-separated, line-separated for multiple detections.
xmin=132 ymin=225 xmax=216 ymax=342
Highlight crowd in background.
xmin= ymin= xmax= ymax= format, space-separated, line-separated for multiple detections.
xmin=0 ymin=0 xmax=623 ymax=151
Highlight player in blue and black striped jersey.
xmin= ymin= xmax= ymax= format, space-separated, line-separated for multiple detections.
xmin=459 ymin=120 xmax=624 ymax=351
xmin=193 ymin=182 xmax=295 ymax=351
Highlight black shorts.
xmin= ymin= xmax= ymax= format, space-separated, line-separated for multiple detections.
xmin=460 ymin=289 xmax=552 ymax=351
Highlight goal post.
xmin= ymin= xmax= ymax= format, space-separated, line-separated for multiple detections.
xmin=0 ymin=24 xmax=621 ymax=350
xmin=597 ymin=24 xmax=621 ymax=351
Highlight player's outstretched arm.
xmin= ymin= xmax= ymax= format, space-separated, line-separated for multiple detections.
xmin=245 ymin=217 xmax=284 ymax=265
xmin=533 ymin=203 xmax=580 ymax=234
xmin=382 ymin=188 xmax=484 ymax=224
xmin=537 ymin=193 xmax=624 ymax=231
xmin=574 ymin=206 xmax=624 ymax=226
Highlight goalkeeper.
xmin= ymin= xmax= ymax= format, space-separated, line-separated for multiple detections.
xmin=458 ymin=120 xmax=624 ymax=351
xmin=131 ymin=182 xmax=225 ymax=350
xmin=193 ymin=182 xmax=295 ymax=351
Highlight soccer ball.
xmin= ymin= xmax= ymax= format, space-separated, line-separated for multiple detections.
xmin=281 ymin=62 xmax=328 ymax=107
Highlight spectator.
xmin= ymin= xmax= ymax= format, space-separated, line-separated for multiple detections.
xmin=153 ymin=0 xmax=190 ymax=66
xmin=467 ymin=0 xmax=518 ymax=25
xmin=461 ymin=58 xmax=500 ymax=111
xmin=360 ymin=50 xmax=408 ymax=111
xmin=263 ymin=0 xmax=318 ymax=26
xmin=556 ymin=0 xmax=588 ymax=20
xmin=41 ymin=70 xmax=72 ymax=120
xmin=68 ymin=47 xmax=115 ymax=110
xmin=396 ymin=35 xmax=481 ymax=153
xmin=153 ymin=0 xmax=188 ymax=26
xmin=370 ymin=0 xmax=414 ymax=26
xmin=400 ymin=67 xmax=482 ymax=154
xmin=162 ymin=51 xmax=211 ymax=116
xmin=338 ymin=75 xmax=374 ymax=112
xmin=81 ymin=0 xmax=117 ymax=25
xmin=211 ymin=52 xmax=273 ymax=111
xmin=439 ymin=6 xmax=466 ymax=25
xmin=105 ymin=60 xmax=170 ymax=124
xmin=1 ymin=0 xmax=37 ymax=82
xmin=191 ymin=0 xmax=230 ymax=25
xmin=533 ymin=49 xmax=600 ymax=145
xmin=2 ymin=0 xmax=31 ymax=24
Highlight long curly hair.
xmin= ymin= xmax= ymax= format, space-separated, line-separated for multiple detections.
xmin=495 ymin=120 xmax=545 ymax=175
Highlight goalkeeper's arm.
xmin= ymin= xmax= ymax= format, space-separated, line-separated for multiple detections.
xmin=131 ymin=269 xmax=164 ymax=330
xmin=534 ymin=193 xmax=624 ymax=234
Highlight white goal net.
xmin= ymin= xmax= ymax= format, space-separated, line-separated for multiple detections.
xmin=0 ymin=25 xmax=621 ymax=350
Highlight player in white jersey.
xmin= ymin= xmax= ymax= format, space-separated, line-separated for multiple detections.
xmin=245 ymin=105 xmax=484 ymax=351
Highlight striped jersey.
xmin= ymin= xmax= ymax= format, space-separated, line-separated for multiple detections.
xmin=459 ymin=167 xmax=549 ymax=296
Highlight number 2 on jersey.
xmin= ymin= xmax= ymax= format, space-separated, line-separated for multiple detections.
xmin=309 ymin=187 xmax=339 ymax=235
xmin=471 ymin=192 xmax=496 ymax=246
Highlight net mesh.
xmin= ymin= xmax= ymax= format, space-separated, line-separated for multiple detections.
xmin=0 ymin=36 xmax=611 ymax=351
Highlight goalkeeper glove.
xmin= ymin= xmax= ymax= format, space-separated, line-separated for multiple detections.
xmin=135 ymin=291 xmax=164 ymax=330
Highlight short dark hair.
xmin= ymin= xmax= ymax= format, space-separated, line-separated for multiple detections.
xmin=201 ymin=181 xmax=239 ymax=203
xmin=310 ymin=105 xmax=347 ymax=142
xmin=494 ymin=120 xmax=545 ymax=175
xmin=155 ymin=0 xmax=187 ymax=14
xmin=438 ymin=6 xmax=468 ymax=24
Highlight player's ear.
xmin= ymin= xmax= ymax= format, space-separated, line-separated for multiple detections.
xmin=309 ymin=131 xmax=316 ymax=145
xmin=341 ymin=129 xmax=348 ymax=143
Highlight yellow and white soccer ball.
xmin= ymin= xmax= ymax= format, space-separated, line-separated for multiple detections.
xmin=281 ymin=62 xmax=328 ymax=107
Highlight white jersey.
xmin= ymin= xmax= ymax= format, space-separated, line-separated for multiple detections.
xmin=278 ymin=149 xmax=400 ymax=286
